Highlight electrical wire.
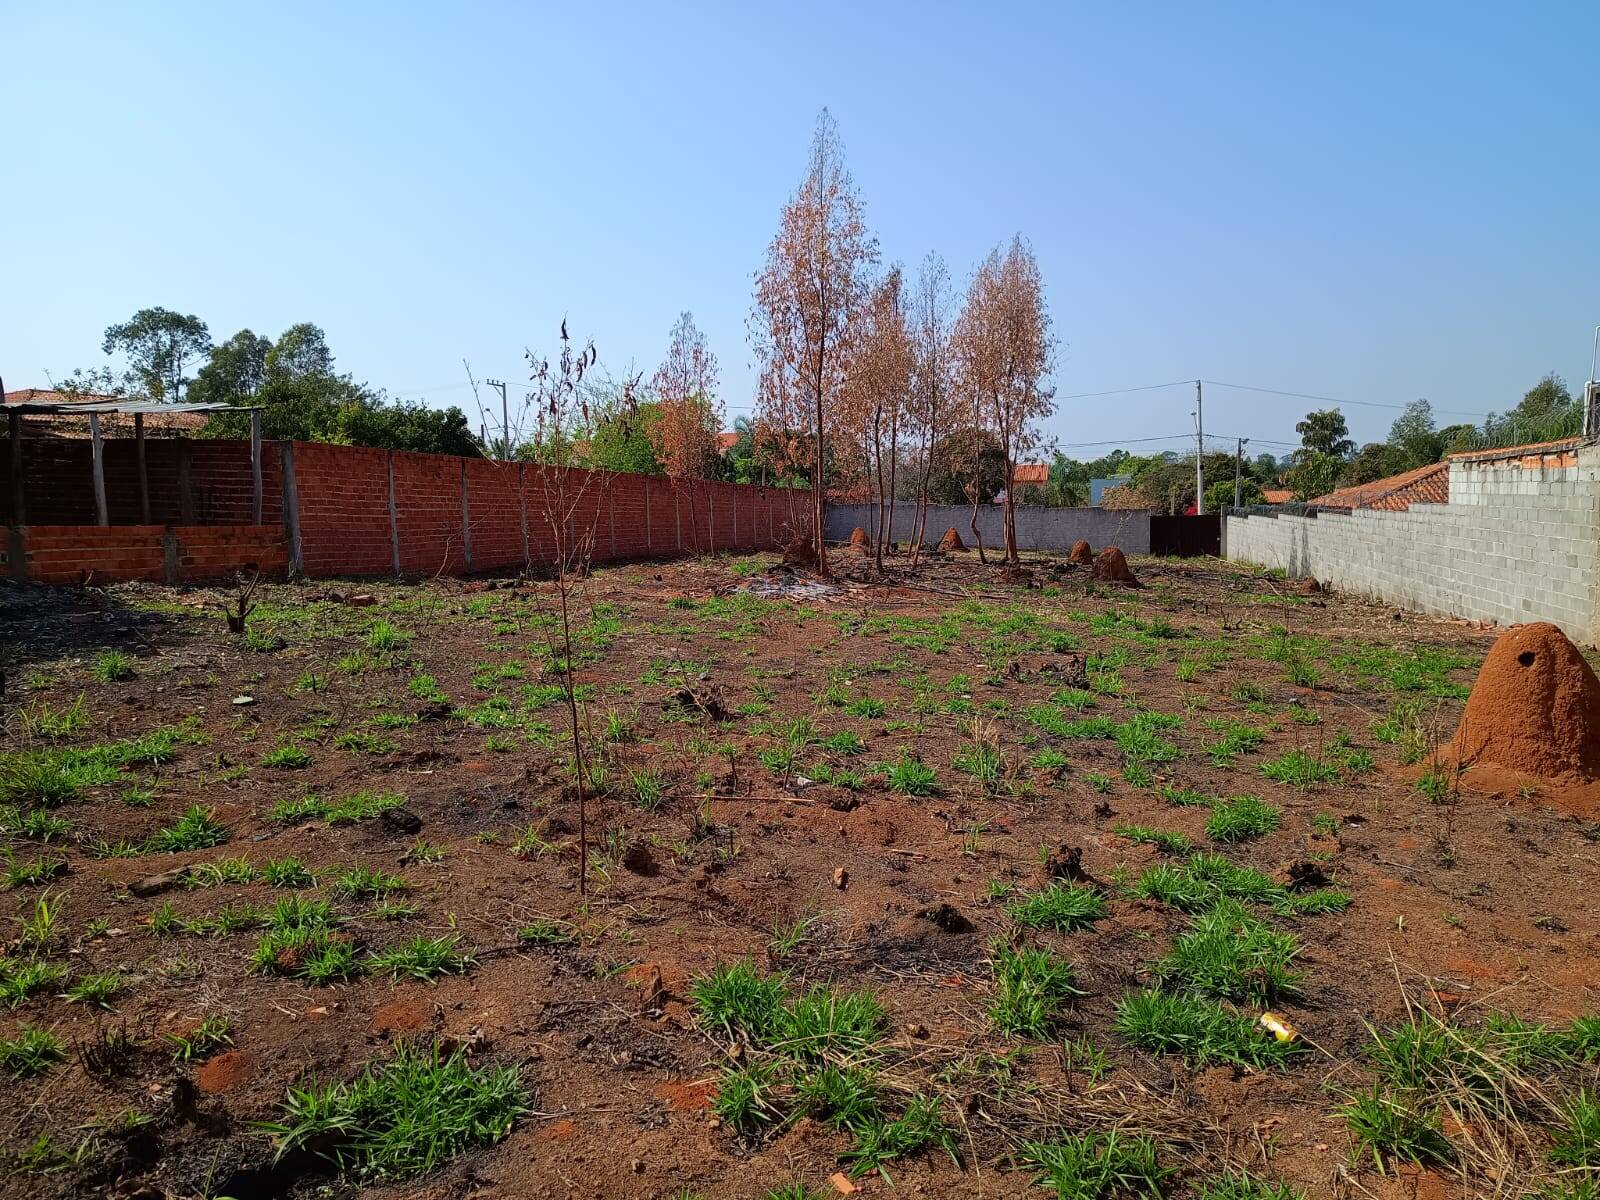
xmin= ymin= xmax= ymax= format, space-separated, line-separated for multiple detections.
xmin=1201 ymin=379 xmax=1491 ymax=420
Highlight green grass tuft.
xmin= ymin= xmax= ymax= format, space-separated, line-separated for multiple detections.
xmin=264 ymin=1043 xmax=524 ymax=1180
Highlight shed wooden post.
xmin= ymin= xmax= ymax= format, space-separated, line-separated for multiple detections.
xmin=250 ymin=411 xmax=263 ymax=525
xmin=89 ymin=413 xmax=108 ymax=527
xmin=135 ymin=413 xmax=150 ymax=524
xmin=7 ymin=410 xmax=22 ymax=527
xmin=279 ymin=441 xmax=304 ymax=577
xmin=386 ymin=450 xmax=401 ymax=576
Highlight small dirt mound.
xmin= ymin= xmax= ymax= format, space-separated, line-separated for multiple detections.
xmin=195 ymin=1050 xmax=257 ymax=1095
xmin=1089 ymin=546 xmax=1139 ymax=585
xmin=937 ymin=527 xmax=965 ymax=552
xmin=1068 ymin=539 xmax=1093 ymax=564
xmin=781 ymin=537 xmax=820 ymax=570
xmin=1453 ymin=622 xmax=1600 ymax=780
xmin=848 ymin=527 xmax=871 ymax=550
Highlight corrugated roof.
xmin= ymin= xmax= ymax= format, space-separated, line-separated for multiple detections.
xmin=1261 ymin=488 xmax=1294 ymax=504
xmin=1011 ymin=463 xmax=1050 ymax=485
xmin=1311 ymin=460 xmax=1449 ymax=512
xmin=4 ymin=397 xmax=247 ymax=415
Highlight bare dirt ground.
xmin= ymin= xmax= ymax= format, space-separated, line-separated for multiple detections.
xmin=1 ymin=548 xmax=1596 ymax=1200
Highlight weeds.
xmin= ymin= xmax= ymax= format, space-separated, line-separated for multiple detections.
xmin=991 ymin=944 xmax=1082 ymax=1038
xmin=93 ymin=651 xmax=135 ymax=682
xmin=264 ymin=1043 xmax=525 ymax=1180
xmin=0 ymin=1026 xmax=66 ymax=1077
xmin=166 ymin=1014 xmax=233 ymax=1062
xmin=1339 ymin=1085 xmax=1452 ymax=1170
xmin=1115 ymin=990 xmax=1301 ymax=1068
xmin=1021 ymin=1131 xmax=1172 ymax=1200
xmin=147 ymin=805 xmax=229 ymax=853
xmin=1008 ymin=883 xmax=1107 ymax=932
xmin=368 ymin=935 xmax=475 ymax=981
xmin=1205 ymin=795 xmax=1281 ymax=843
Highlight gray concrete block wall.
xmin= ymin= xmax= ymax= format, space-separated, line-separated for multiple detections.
xmin=1224 ymin=447 xmax=1600 ymax=644
xmin=825 ymin=503 xmax=1152 ymax=555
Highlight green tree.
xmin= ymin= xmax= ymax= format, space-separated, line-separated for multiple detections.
xmin=1385 ymin=399 xmax=1443 ymax=471
xmin=582 ymin=398 xmax=663 ymax=474
xmin=201 ymin=322 xmax=480 ymax=457
xmin=1438 ymin=423 xmax=1479 ymax=454
xmin=1288 ymin=452 xmax=1344 ymax=501
xmin=1132 ymin=452 xmax=1235 ymax=514
xmin=188 ymin=330 xmax=271 ymax=406
xmin=101 ymin=307 xmax=212 ymax=401
xmin=1338 ymin=442 xmax=1397 ymax=487
xmin=926 ymin=427 xmax=1006 ymax=505
xmin=1250 ymin=452 xmax=1280 ymax=483
xmin=265 ymin=323 xmax=336 ymax=383
xmin=1204 ymin=477 xmax=1264 ymax=511
xmin=1294 ymin=409 xmax=1354 ymax=458
xmin=1482 ymin=372 xmax=1578 ymax=446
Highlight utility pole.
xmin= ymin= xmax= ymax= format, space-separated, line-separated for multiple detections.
xmin=1586 ymin=325 xmax=1600 ymax=441
xmin=1234 ymin=437 xmax=1249 ymax=508
xmin=485 ymin=379 xmax=509 ymax=460
xmin=1193 ymin=379 xmax=1205 ymax=515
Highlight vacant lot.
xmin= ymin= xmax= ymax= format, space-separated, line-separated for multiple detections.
xmin=1 ymin=550 xmax=1596 ymax=1200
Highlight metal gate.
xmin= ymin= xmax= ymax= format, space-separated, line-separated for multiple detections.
xmin=1149 ymin=515 xmax=1221 ymax=557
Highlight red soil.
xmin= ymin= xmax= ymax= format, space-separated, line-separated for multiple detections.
xmin=937 ymin=527 xmax=965 ymax=552
xmin=1452 ymin=622 xmax=1600 ymax=781
xmin=1068 ymin=539 xmax=1093 ymax=564
xmin=848 ymin=527 xmax=871 ymax=550
xmin=195 ymin=1050 xmax=257 ymax=1095
xmin=1089 ymin=546 xmax=1139 ymax=585
xmin=371 ymin=996 xmax=433 ymax=1035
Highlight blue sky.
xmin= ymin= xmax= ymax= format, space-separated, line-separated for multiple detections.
xmin=4 ymin=2 xmax=1596 ymax=460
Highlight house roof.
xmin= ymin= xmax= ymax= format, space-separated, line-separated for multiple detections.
xmin=1260 ymin=488 xmax=1294 ymax=505
xmin=715 ymin=431 xmax=739 ymax=454
xmin=1012 ymin=463 xmax=1049 ymax=485
xmin=1311 ymin=460 xmax=1449 ymax=512
xmin=1446 ymin=437 xmax=1582 ymax=465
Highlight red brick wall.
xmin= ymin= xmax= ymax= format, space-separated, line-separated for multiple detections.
xmin=0 ymin=433 xmax=807 ymax=583
xmin=0 ymin=435 xmax=281 ymax=526
xmin=3 ymin=525 xmax=287 ymax=586
xmin=290 ymin=442 xmax=394 ymax=577
xmin=293 ymin=449 xmax=806 ymax=578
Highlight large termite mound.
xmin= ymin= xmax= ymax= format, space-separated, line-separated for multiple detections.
xmin=1452 ymin=622 xmax=1600 ymax=780
xmin=1068 ymin=540 xmax=1094 ymax=565
xmin=849 ymin=527 xmax=871 ymax=551
xmin=1089 ymin=546 xmax=1139 ymax=586
xmin=937 ymin=527 xmax=965 ymax=552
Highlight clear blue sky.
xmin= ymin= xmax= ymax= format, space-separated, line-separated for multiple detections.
xmin=4 ymin=2 xmax=1596 ymax=461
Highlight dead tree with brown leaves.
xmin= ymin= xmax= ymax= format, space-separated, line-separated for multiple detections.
xmin=750 ymin=109 xmax=878 ymax=576
xmin=845 ymin=266 xmax=913 ymax=572
xmin=954 ymin=237 xmax=1055 ymax=567
xmin=648 ymin=311 xmax=723 ymax=556
xmin=907 ymin=252 xmax=954 ymax=566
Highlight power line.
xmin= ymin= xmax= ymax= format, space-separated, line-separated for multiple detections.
xmin=1200 ymin=378 xmax=1491 ymax=420
xmin=1055 ymin=379 xmax=1196 ymax=401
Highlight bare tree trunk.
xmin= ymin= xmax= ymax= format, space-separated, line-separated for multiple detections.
xmin=1003 ymin=459 xmax=1019 ymax=564
xmin=885 ymin=406 xmax=898 ymax=559
xmin=910 ymin=417 xmax=936 ymax=566
xmin=813 ymin=364 xmax=828 ymax=577
xmin=872 ymin=407 xmax=885 ymax=572
xmin=968 ymin=483 xmax=987 ymax=565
